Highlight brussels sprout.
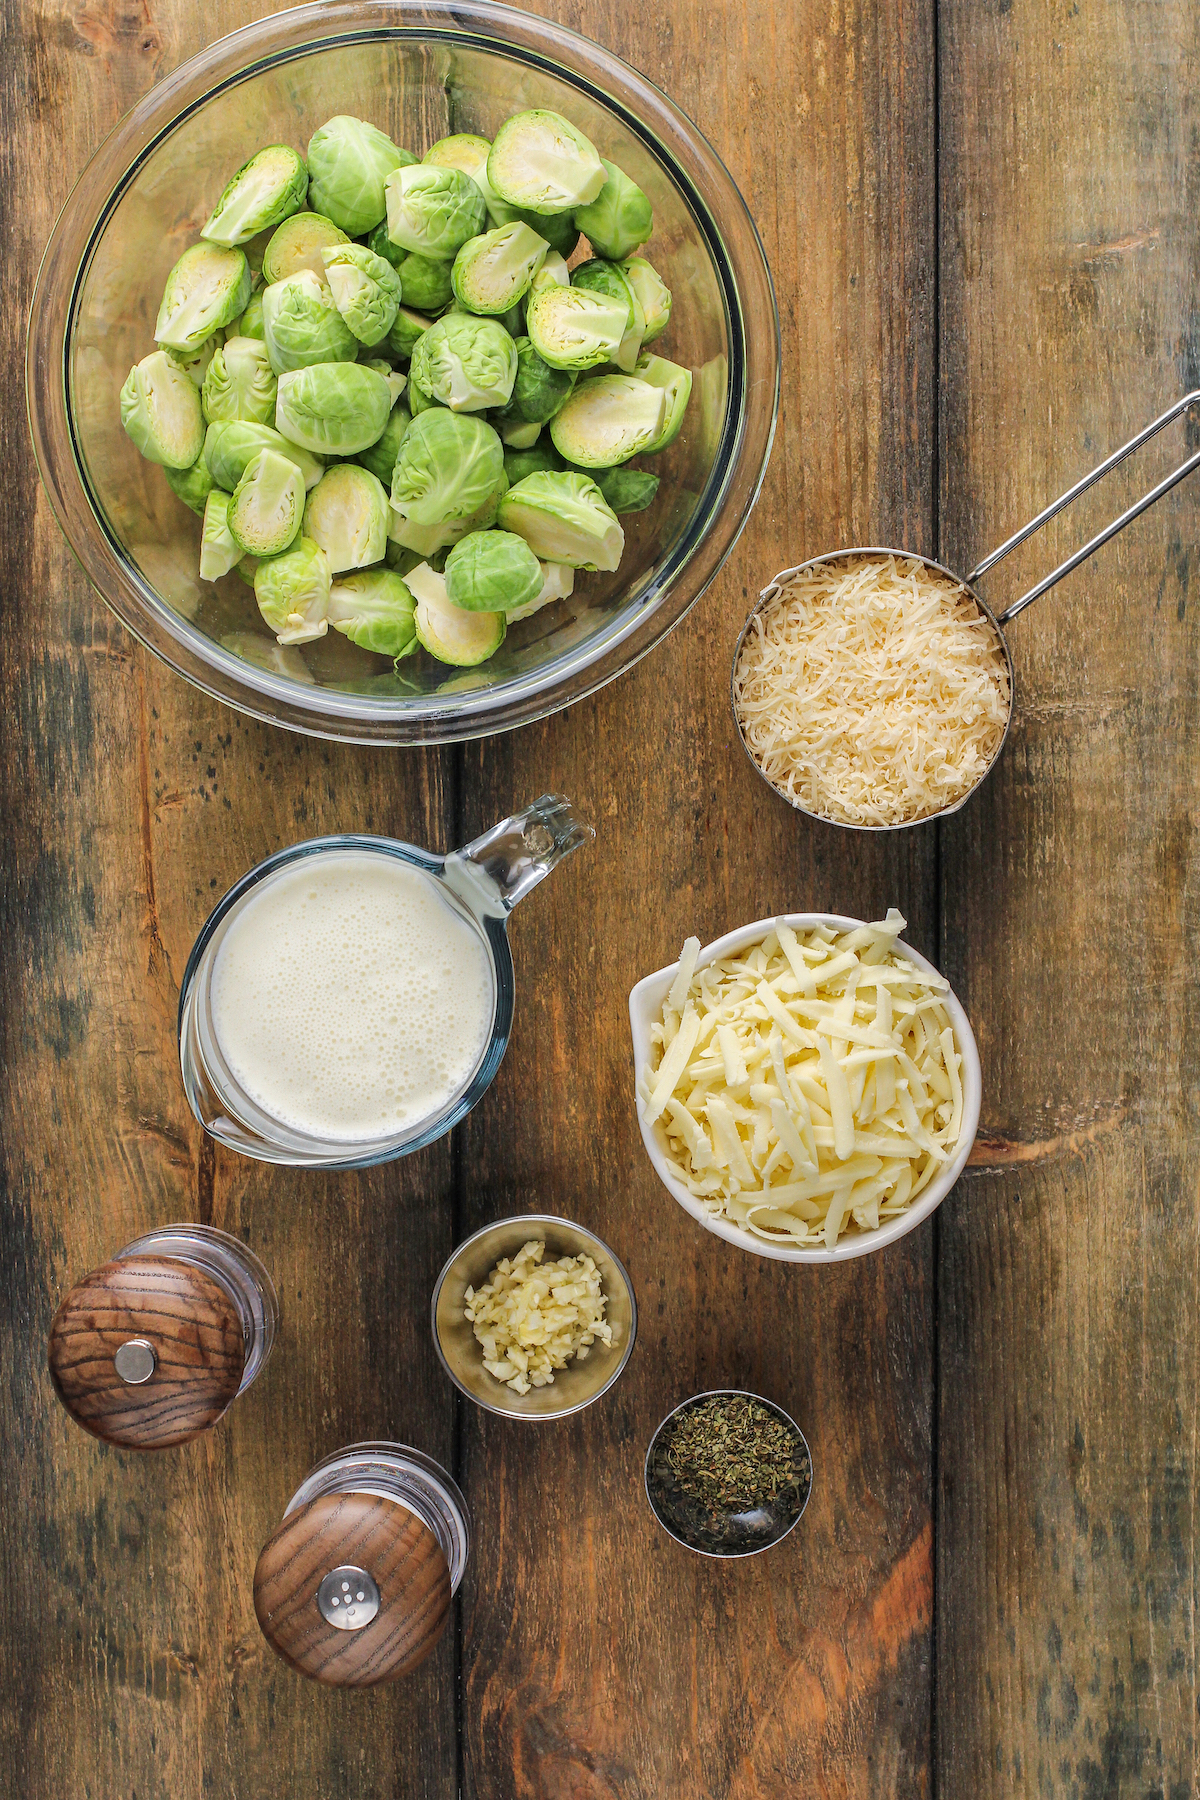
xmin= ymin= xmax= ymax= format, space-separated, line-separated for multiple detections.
xmin=367 ymin=219 xmax=408 ymax=272
xmin=409 ymin=314 xmax=518 ymax=412
xmin=165 ymin=454 xmax=216 ymax=514
xmin=409 ymin=560 xmax=505 ymax=666
xmin=154 ymin=244 xmax=252 ymax=353
xmin=165 ymin=333 xmax=222 ymax=388
xmin=275 ymin=363 xmax=393 ymax=454
xmin=301 ymin=463 xmax=390 ymax=572
xmin=202 ymin=336 xmax=277 ymax=425
xmin=619 ymin=254 xmax=671 ymax=344
xmin=497 ymin=470 xmax=624 ymax=570
xmin=199 ymin=490 xmax=242 ymax=580
xmin=507 ymin=559 xmax=575 ymax=621
xmin=262 ymin=212 xmax=350 ymax=284
xmin=549 ymin=374 xmax=665 ymax=467
xmin=261 ymin=270 xmax=359 ymax=374
xmin=328 ymin=568 xmax=418 ymax=658
xmin=228 ymin=449 xmax=305 ymax=556
xmin=498 ymin=335 xmax=575 ymax=424
xmin=386 ymin=305 xmax=435 ymax=362
xmin=487 ymin=110 xmax=605 ymax=214
xmin=307 ymin=116 xmax=415 ymax=235
xmin=573 ymin=159 xmax=653 ymax=261
xmin=571 ymin=258 xmax=645 ymax=370
xmin=230 ymin=290 xmax=266 ymax=341
xmin=254 ymin=535 xmax=331 ymax=643
xmin=444 ymin=529 xmax=543 ymax=614
xmin=423 ymin=134 xmax=499 ymax=207
xmin=220 ymin=631 xmax=316 ymax=683
xmin=499 ymin=419 xmax=541 ymax=449
xmin=203 ymin=419 xmax=325 ymax=492
xmin=321 ymin=243 xmax=402 ymax=345
xmin=354 ymin=401 xmax=411 ymax=484
xmin=201 ymin=145 xmax=309 ymax=246
xmin=396 ymin=252 xmax=455 ymax=313
xmin=120 ymin=350 xmax=206 ymax=467
xmin=633 ymin=352 xmax=693 ymax=452
xmin=390 ymin=410 xmax=507 ymax=528
xmin=526 ymin=284 xmax=626 ymax=371
xmin=528 ymin=251 xmax=571 ymax=299
xmin=503 ymin=441 xmax=563 ymax=486
xmin=451 ymin=222 xmax=548 ymax=314
xmin=587 ymin=465 xmax=660 ymax=513
xmin=383 ymin=164 xmax=486 ymax=261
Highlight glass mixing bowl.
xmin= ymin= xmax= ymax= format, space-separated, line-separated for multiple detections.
xmin=27 ymin=0 xmax=778 ymax=744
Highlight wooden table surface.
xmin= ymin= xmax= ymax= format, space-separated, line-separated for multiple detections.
xmin=3 ymin=1 xmax=1199 ymax=1794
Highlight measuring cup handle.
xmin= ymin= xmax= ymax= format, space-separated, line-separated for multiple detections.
xmin=446 ymin=795 xmax=594 ymax=915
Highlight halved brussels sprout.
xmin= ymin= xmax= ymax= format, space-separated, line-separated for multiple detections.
xmin=507 ymin=559 xmax=575 ymax=621
xmin=254 ymin=536 xmax=331 ymax=643
xmin=499 ymin=419 xmax=541 ymax=449
xmin=451 ymin=222 xmax=548 ymax=314
xmin=383 ymin=164 xmax=486 ymax=261
xmin=261 ymin=270 xmax=359 ymax=374
xmin=573 ymin=159 xmax=653 ymax=260
xmin=328 ymin=568 xmax=418 ymax=658
xmin=199 ymin=490 xmax=242 ymax=580
xmin=497 ymin=470 xmax=624 ymax=571
xmin=526 ymin=285 xmax=627 ymax=371
xmin=321 ymin=243 xmax=402 ymax=345
xmin=165 ymin=333 xmax=222 ymax=389
xmin=275 ymin=363 xmax=393 ymax=454
xmin=487 ymin=111 xmax=605 ymax=214
xmin=262 ymin=212 xmax=349 ymax=284
xmin=409 ymin=561 xmax=505 ymax=667
xmin=444 ymin=529 xmax=543 ymax=614
xmin=230 ymin=290 xmax=266 ymax=341
xmin=588 ymin=466 xmax=660 ymax=513
xmin=633 ymin=352 xmax=693 ymax=452
xmin=571 ymin=258 xmax=645 ymax=370
xmin=154 ymin=244 xmax=252 ymax=353
xmin=354 ymin=401 xmax=411 ymax=484
xmin=528 ymin=251 xmax=571 ymax=300
xmin=307 ymin=116 xmax=415 ymax=235
xmin=120 ymin=350 xmax=206 ymax=468
xmin=228 ymin=449 xmax=305 ymax=556
xmin=502 ymin=441 xmax=563 ymax=486
xmin=165 ymin=454 xmax=216 ymax=515
xmin=390 ymin=410 xmax=506 ymax=526
xmin=548 ymin=374 xmax=666 ymax=467
xmin=387 ymin=306 xmax=434 ymax=362
xmin=202 ymin=420 xmax=324 ymax=492
xmin=202 ymin=336 xmax=277 ymax=425
xmin=201 ymin=146 xmax=309 ymax=246
xmin=498 ymin=336 xmax=576 ymax=424
xmin=619 ymin=255 xmax=671 ymax=344
xmin=409 ymin=314 xmax=518 ymax=412
xmin=396 ymin=252 xmax=455 ymax=313
xmin=423 ymin=134 xmax=500 ymax=208
xmin=367 ymin=220 xmax=408 ymax=272
xmin=220 ymin=631 xmax=316 ymax=683
xmin=301 ymin=464 xmax=390 ymax=572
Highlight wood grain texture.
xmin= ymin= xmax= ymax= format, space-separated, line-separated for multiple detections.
xmin=48 ymin=1253 xmax=245 ymax=1447
xmin=255 ymin=1494 xmax=452 ymax=1687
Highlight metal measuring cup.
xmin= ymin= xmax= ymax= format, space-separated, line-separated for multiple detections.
xmin=732 ymin=391 xmax=1200 ymax=830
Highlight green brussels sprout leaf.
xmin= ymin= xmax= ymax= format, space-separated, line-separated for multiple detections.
xmin=633 ymin=352 xmax=693 ymax=452
xmin=619 ymin=254 xmax=671 ymax=344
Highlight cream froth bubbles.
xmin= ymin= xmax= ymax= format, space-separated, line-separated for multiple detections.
xmin=209 ymin=851 xmax=495 ymax=1142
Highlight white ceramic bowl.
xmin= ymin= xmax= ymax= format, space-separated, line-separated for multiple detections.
xmin=627 ymin=913 xmax=981 ymax=1263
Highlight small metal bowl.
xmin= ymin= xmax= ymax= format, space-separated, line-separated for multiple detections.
xmin=645 ymin=1389 xmax=812 ymax=1557
xmin=431 ymin=1214 xmax=637 ymax=1422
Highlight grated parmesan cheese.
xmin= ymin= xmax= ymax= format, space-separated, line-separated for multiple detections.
xmin=638 ymin=913 xmax=965 ymax=1250
xmin=464 ymin=1240 xmax=613 ymax=1395
xmin=733 ymin=555 xmax=1011 ymax=827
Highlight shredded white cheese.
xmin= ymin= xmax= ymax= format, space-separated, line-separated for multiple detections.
xmin=733 ymin=556 xmax=1011 ymax=827
xmin=639 ymin=912 xmax=965 ymax=1249
xmin=464 ymin=1240 xmax=613 ymax=1395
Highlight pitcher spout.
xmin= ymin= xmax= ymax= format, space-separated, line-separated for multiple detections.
xmin=443 ymin=795 xmax=594 ymax=917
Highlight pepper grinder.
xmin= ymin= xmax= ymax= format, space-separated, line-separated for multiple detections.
xmin=48 ymin=1224 xmax=277 ymax=1449
xmin=254 ymin=1442 xmax=470 ymax=1687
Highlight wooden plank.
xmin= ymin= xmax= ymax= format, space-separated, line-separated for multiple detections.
xmin=938 ymin=2 xmax=1200 ymax=1793
xmin=457 ymin=2 xmax=940 ymax=1795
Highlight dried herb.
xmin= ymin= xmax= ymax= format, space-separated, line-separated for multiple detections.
xmin=647 ymin=1392 xmax=812 ymax=1555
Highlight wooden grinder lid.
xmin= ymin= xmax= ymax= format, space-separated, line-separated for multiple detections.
xmin=47 ymin=1254 xmax=245 ymax=1449
xmin=254 ymin=1491 xmax=452 ymax=1687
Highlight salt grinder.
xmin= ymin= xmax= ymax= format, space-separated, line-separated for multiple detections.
xmin=253 ymin=1443 xmax=470 ymax=1687
xmin=47 ymin=1224 xmax=277 ymax=1449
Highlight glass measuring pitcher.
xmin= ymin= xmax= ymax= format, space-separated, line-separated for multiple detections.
xmin=177 ymin=795 xmax=592 ymax=1168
